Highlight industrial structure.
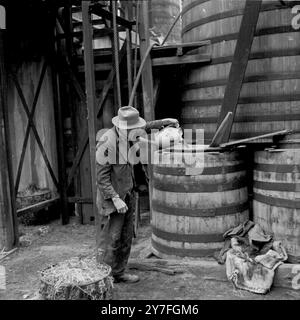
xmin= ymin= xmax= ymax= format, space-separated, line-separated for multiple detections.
xmin=0 ymin=0 xmax=300 ymax=296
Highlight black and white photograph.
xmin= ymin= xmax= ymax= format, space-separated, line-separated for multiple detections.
xmin=0 ymin=0 xmax=300 ymax=307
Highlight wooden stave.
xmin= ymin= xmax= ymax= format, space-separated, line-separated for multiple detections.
xmin=253 ymin=149 xmax=300 ymax=263
xmin=181 ymin=0 xmax=300 ymax=142
xmin=151 ymin=150 xmax=249 ymax=258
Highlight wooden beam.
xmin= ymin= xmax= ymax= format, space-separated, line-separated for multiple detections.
xmin=138 ymin=0 xmax=155 ymax=222
xmin=72 ymin=18 xmax=105 ymax=28
xmin=82 ymin=1 xmax=98 ymax=231
xmin=63 ymin=2 xmax=73 ymax=61
xmin=216 ymin=0 xmax=262 ymax=143
xmin=152 ymin=40 xmax=211 ymax=56
xmin=0 ymin=28 xmax=18 ymax=250
xmin=123 ymin=1 xmax=133 ymax=98
xmin=219 ymin=130 xmax=292 ymax=148
xmin=16 ymin=197 xmax=59 ymax=214
xmin=210 ymin=112 xmax=233 ymax=147
xmin=111 ymin=0 xmax=122 ymax=107
xmin=139 ymin=1 xmax=154 ymax=121
xmin=152 ymin=53 xmax=211 ymax=67
xmin=56 ymin=28 xmax=118 ymax=40
xmin=52 ymin=60 xmax=70 ymax=225
xmin=91 ymin=4 xmax=135 ymax=30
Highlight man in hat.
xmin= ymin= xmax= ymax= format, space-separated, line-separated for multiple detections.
xmin=96 ymin=106 xmax=178 ymax=283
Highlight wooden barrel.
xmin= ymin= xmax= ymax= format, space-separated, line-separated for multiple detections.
xmin=151 ymin=147 xmax=249 ymax=259
xmin=181 ymin=0 xmax=300 ymax=144
xmin=253 ymin=149 xmax=300 ymax=263
xmin=150 ymin=0 xmax=181 ymax=44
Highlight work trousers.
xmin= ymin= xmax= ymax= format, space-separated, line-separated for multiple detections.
xmin=97 ymin=192 xmax=135 ymax=277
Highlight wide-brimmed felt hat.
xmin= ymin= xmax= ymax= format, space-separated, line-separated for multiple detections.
xmin=112 ymin=106 xmax=146 ymax=130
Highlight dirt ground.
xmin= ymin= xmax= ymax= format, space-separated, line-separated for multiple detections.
xmin=0 ymin=215 xmax=299 ymax=300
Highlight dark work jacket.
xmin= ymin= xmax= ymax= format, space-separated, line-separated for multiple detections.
xmin=96 ymin=120 xmax=166 ymax=216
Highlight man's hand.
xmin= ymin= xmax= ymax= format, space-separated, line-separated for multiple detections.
xmin=162 ymin=118 xmax=179 ymax=128
xmin=112 ymin=196 xmax=128 ymax=214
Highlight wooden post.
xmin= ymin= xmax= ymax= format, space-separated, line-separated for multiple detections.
xmin=123 ymin=1 xmax=133 ymax=98
xmin=139 ymin=1 xmax=154 ymax=121
xmin=216 ymin=0 xmax=262 ymax=143
xmin=0 ymin=28 xmax=18 ymax=250
xmin=52 ymin=61 xmax=70 ymax=225
xmin=82 ymin=1 xmax=99 ymax=244
xmin=111 ymin=0 xmax=122 ymax=108
xmin=138 ymin=0 xmax=155 ymax=221
xmin=63 ymin=1 xmax=73 ymax=63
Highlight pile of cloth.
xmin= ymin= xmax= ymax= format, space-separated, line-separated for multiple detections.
xmin=217 ymin=220 xmax=288 ymax=294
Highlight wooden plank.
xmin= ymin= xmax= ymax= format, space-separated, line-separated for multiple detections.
xmin=82 ymin=1 xmax=98 ymax=229
xmin=216 ymin=0 xmax=262 ymax=143
xmin=220 ymin=130 xmax=292 ymax=148
xmin=152 ymin=53 xmax=211 ymax=67
xmin=16 ymin=197 xmax=60 ymax=214
xmin=0 ymin=29 xmax=18 ymax=250
xmin=210 ymin=112 xmax=233 ymax=147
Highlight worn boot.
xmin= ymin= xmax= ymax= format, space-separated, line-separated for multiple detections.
xmin=114 ymin=273 xmax=140 ymax=283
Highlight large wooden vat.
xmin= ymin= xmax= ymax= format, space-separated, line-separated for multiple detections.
xmin=151 ymin=147 xmax=249 ymax=258
xmin=253 ymin=148 xmax=300 ymax=263
xmin=150 ymin=0 xmax=181 ymax=44
xmin=181 ymin=0 xmax=300 ymax=144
